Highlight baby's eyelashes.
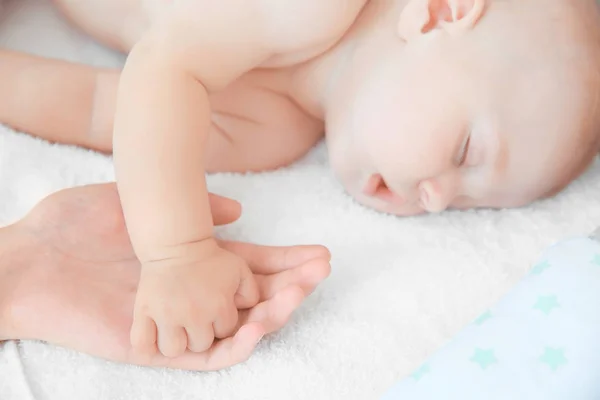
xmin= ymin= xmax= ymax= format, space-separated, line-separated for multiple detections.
xmin=456 ymin=132 xmax=485 ymax=168
xmin=455 ymin=134 xmax=471 ymax=167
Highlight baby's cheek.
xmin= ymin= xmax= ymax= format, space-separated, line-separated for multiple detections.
xmin=328 ymin=142 xmax=352 ymax=181
xmin=326 ymin=134 xmax=362 ymax=192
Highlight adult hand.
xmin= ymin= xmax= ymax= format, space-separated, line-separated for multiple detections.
xmin=1 ymin=183 xmax=330 ymax=370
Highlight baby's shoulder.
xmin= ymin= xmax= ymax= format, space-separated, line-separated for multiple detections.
xmin=256 ymin=0 xmax=368 ymax=52
xmin=145 ymin=0 xmax=367 ymax=54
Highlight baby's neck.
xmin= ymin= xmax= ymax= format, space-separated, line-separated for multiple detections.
xmin=288 ymin=0 xmax=405 ymax=121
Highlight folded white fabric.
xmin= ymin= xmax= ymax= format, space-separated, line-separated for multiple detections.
xmin=382 ymin=235 xmax=600 ymax=400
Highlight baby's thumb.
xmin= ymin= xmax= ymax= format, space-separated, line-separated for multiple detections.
xmin=234 ymin=265 xmax=260 ymax=309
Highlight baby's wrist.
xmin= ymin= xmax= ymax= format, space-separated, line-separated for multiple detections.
xmin=137 ymin=236 xmax=220 ymax=267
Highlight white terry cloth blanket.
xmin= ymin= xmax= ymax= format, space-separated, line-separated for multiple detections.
xmin=2 ymin=1 xmax=600 ymax=399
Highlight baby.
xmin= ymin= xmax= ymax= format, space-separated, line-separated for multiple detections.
xmin=2 ymin=0 xmax=600 ymax=359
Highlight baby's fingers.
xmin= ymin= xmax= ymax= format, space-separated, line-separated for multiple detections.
xmin=163 ymin=323 xmax=265 ymax=371
xmin=184 ymin=323 xmax=215 ymax=353
xmin=212 ymin=300 xmax=239 ymax=339
xmin=156 ymin=324 xmax=187 ymax=358
xmin=130 ymin=315 xmax=158 ymax=355
xmin=234 ymin=264 xmax=259 ymax=309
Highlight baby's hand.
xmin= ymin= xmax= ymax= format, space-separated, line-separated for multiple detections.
xmin=130 ymin=239 xmax=259 ymax=358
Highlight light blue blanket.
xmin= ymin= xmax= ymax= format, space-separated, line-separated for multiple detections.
xmin=381 ymin=235 xmax=600 ymax=400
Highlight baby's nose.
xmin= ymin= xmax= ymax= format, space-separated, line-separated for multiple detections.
xmin=419 ymin=180 xmax=452 ymax=213
xmin=363 ymin=174 xmax=405 ymax=206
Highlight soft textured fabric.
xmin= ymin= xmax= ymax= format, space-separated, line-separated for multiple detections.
xmin=2 ymin=1 xmax=600 ymax=399
xmin=381 ymin=236 xmax=600 ymax=400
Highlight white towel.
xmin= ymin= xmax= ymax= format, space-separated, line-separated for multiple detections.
xmin=2 ymin=1 xmax=600 ymax=399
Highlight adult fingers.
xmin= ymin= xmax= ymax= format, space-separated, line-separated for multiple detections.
xmin=155 ymin=323 xmax=265 ymax=371
xmin=208 ymin=193 xmax=241 ymax=226
xmin=220 ymin=241 xmax=330 ymax=274
xmin=255 ymin=258 xmax=330 ymax=301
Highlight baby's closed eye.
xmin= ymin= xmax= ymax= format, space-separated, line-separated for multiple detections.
xmin=457 ymin=135 xmax=470 ymax=166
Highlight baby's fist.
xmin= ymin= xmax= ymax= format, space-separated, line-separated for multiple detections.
xmin=130 ymin=239 xmax=259 ymax=358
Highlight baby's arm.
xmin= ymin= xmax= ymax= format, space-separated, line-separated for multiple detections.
xmin=115 ymin=0 xmax=367 ymax=274
xmin=0 ymin=49 xmax=116 ymax=151
xmin=113 ymin=3 xmax=274 ymax=357
xmin=114 ymin=12 xmax=270 ymax=263
xmin=114 ymin=0 xmax=367 ymax=359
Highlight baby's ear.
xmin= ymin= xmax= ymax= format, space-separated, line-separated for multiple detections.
xmin=398 ymin=0 xmax=486 ymax=41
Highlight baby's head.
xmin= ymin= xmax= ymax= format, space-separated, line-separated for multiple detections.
xmin=325 ymin=0 xmax=600 ymax=216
